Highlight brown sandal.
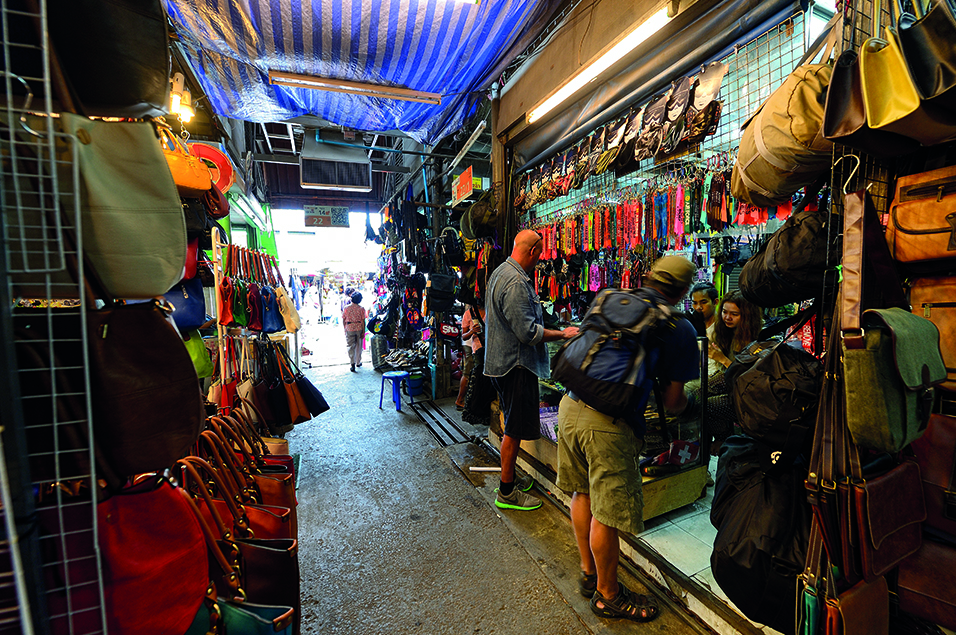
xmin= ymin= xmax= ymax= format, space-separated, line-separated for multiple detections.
xmin=589 ymin=582 xmax=659 ymax=622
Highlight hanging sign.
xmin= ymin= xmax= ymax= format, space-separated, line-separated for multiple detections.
xmin=452 ymin=165 xmax=474 ymax=205
xmin=304 ymin=205 xmax=350 ymax=227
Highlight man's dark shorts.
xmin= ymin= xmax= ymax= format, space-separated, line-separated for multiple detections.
xmin=490 ymin=366 xmax=541 ymax=441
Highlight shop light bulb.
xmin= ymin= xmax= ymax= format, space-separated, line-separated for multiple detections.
xmin=527 ymin=7 xmax=671 ymax=124
xmin=180 ymin=89 xmax=194 ymax=123
xmin=170 ymin=72 xmax=185 ymax=115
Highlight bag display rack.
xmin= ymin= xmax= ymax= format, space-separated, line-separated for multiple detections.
xmin=0 ymin=0 xmax=107 ymax=628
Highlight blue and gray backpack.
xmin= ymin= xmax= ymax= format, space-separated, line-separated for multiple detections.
xmin=551 ymin=287 xmax=675 ymax=418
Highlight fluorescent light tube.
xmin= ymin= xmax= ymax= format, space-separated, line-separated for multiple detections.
xmin=527 ymin=7 xmax=671 ymax=124
xmin=268 ymin=71 xmax=442 ymax=105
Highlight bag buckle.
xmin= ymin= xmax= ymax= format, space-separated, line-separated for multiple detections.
xmin=841 ymin=329 xmax=865 ymax=350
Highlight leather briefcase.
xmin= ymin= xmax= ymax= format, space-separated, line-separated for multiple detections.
xmin=909 ymin=414 xmax=956 ymax=536
xmin=886 ymin=164 xmax=956 ymax=265
xmin=897 ymin=537 xmax=956 ymax=630
xmin=909 ymin=276 xmax=956 ymax=392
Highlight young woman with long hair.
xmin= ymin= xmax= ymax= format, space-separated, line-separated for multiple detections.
xmin=709 ymin=290 xmax=763 ymax=370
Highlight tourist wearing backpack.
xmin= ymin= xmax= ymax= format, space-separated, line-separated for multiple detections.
xmin=485 ymin=229 xmax=579 ymax=512
xmin=556 ymin=255 xmax=699 ymax=623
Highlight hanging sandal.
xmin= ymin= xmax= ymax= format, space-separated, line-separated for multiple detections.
xmin=579 ymin=572 xmax=597 ymax=598
xmin=589 ymin=582 xmax=659 ymax=622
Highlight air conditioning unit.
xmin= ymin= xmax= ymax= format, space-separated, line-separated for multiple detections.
xmin=300 ymin=129 xmax=372 ymax=192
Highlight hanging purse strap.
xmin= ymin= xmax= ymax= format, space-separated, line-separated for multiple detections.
xmin=841 ymin=189 xmax=907 ymax=347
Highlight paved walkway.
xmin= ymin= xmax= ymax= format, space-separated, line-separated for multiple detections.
xmin=288 ymin=323 xmax=700 ymax=634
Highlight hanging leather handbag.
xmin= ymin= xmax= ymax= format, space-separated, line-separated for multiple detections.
xmin=852 ymin=459 xmax=926 ymax=581
xmin=246 ymin=257 xmax=264 ymax=332
xmin=181 ymin=456 xmax=294 ymax=542
xmin=178 ymin=482 xmax=295 ymax=635
xmin=60 ymin=113 xmax=186 ymax=298
xmin=909 ymin=414 xmax=956 ymax=535
xmin=275 ymin=343 xmax=311 ymax=425
xmin=159 ymin=126 xmax=213 ymax=196
xmin=184 ymin=237 xmax=198 ymax=280
xmin=259 ymin=254 xmax=284 ymax=334
xmin=278 ymin=344 xmax=330 ymax=417
xmin=270 ymin=258 xmax=301 ymax=333
xmin=217 ymin=245 xmax=236 ymax=327
xmin=824 ymin=576 xmax=890 ymax=635
xmin=909 ymin=277 xmax=956 ymax=392
xmin=45 ymin=0 xmax=170 ymax=118
xmin=263 ymin=343 xmax=295 ymax=434
xmin=885 ymin=164 xmax=956 ymax=266
xmin=841 ymin=190 xmax=946 ymax=453
xmin=98 ymin=477 xmax=210 ymax=635
xmin=251 ymin=341 xmax=284 ymax=435
xmin=823 ymin=49 xmax=920 ymax=156
xmin=164 ymin=275 xmax=206 ymax=332
xmin=231 ymin=245 xmax=249 ymax=328
xmin=208 ymin=338 xmax=238 ymax=411
xmin=860 ymin=24 xmax=956 ymax=145
xmin=87 ymin=296 xmax=204 ymax=477
xmin=897 ymin=535 xmax=956 ymax=630
xmin=893 ymin=0 xmax=956 ymax=110
xmin=178 ymin=459 xmax=300 ymax=633
xmin=202 ymin=182 xmax=230 ymax=219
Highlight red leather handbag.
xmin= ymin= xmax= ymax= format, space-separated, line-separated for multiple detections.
xmin=217 ymin=246 xmax=235 ymax=326
xmin=98 ymin=477 xmax=210 ymax=635
xmin=184 ymin=237 xmax=198 ymax=280
xmin=202 ymin=182 xmax=230 ymax=219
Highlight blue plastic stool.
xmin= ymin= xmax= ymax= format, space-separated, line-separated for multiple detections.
xmin=380 ymin=370 xmax=411 ymax=411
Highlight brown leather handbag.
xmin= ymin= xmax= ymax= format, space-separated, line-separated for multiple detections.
xmin=885 ymin=164 xmax=956 ymax=265
xmin=824 ymin=576 xmax=889 ymax=635
xmin=852 ymin=460 xmax=926 ymax=581
xmin=909 ymin=277 xmax=956 ymax=392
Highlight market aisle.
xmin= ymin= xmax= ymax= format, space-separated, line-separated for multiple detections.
xmin=288 ymin=361 xmax=589 ymax=634
xmin=288 ymin=326 xmax=700 ymax=635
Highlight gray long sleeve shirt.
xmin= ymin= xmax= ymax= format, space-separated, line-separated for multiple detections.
xmin=483 ymin=257 xmax=550 ymax=378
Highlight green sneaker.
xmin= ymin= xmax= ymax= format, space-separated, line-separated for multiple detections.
xmin=513 ymin=473 xmax=534 ymax=492
xmin=494 ymin=487 xmax=542 ymax=511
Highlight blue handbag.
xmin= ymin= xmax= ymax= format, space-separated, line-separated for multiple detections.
xmin=164 ymin=275 xmax=205 ymax=332
xmin=260 ymin=285 xmax=284 ymax=333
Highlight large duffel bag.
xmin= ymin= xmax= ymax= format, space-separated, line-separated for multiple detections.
xmin=710 ymin=435 xmax=810 ymax=635
xmin=738 ymin=201 xmax=841 ymax=307
xmin=730 ymin=63 xmax=833 ymax=208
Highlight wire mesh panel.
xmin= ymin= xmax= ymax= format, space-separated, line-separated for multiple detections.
xmin=521 ymin=12 xmax=813 ymax=229
xmin=0 ymin=0 xmax=106 ymax=632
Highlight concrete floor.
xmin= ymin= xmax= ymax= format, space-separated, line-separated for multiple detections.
xmin=287 ymin=323 xmax=702 ymax=634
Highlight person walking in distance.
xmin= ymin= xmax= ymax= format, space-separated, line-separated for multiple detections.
xmin=342 ymin=291 xmax=367 ymax=372
xmin=557 ymin=256 xmax=699 ymax=622
xmin=485 ymin=229 xmax=579 ymax=511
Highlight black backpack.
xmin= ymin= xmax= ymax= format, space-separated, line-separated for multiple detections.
xmin=551 ymin=287 xmax=675 ymax=418
xmin=738 ymin=191 xmax=840 ymax=308
xmin=427 ymin=273 xmax=457 ymax=313
xmin=731 ymin=342 xmax=823 ymax=452
xmin=710 ymin=435 xmax=811 ymax=635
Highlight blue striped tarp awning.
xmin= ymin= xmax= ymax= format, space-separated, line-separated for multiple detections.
xmin=164 ymin=0 xmax=547 ymax=144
